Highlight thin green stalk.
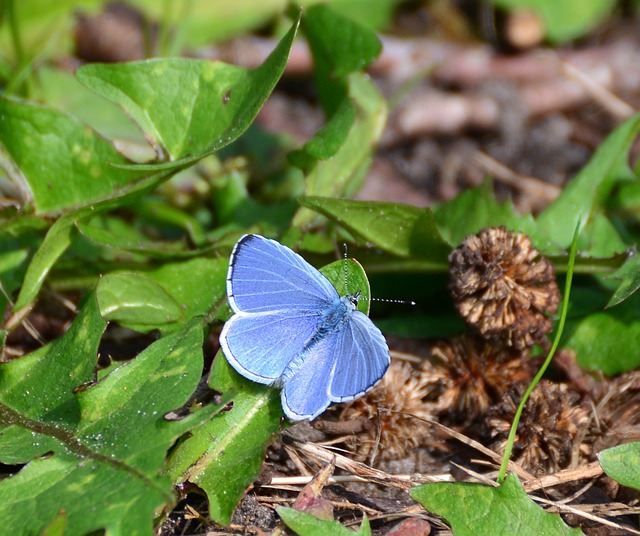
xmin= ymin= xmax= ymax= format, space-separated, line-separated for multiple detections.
xmin=6 ymin=0 xmax=25 ymax=65
xmin=497 ymin=221 xmax=581 ymax=484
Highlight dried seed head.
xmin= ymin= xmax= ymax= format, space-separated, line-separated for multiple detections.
xmin=421 ymin=334 xmax=537 ymax=424
xmin=483 ymin=380 xmax=589 ymax=474
xmin=449 ymin=227 xmax=560 ymax=350
xmin=592 ymin=370 xmax=640 ymax=452
xmin=338 ymin=360 xmax=438 ymax=462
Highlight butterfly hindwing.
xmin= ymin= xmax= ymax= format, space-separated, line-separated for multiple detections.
xmin=329 ymin=310 xmax=390 ymax=401
xmin=281 ymin=333 xmax=338 ymax=420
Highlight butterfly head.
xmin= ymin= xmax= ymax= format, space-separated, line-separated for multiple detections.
xmin=343 ymin=290 xmax=361 ymax=310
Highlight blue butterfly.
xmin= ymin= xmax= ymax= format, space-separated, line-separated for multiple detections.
xmin=219 ymin=234 xmax=390 ymax=421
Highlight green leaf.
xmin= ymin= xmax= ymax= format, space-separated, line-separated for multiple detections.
xmin=537 ymin=114 xmax=640 ymax=249
xmin=277 ymin=507 xmax=371 ymax=535
xmin=12 ymin=167 xmax=185 ymax=313
xmin=303 ymin=4 xmax=381 ymax=79
xmin=0 ymin=299 xmax=221 ymax=534
xmin=302 ymin=3 xmax=381 ymax=114
xmin=575 ymin=213 xmax=628 ymax=258
xmin=300 ymin=197 xmax=450 ymax=261
xmin=96 ymin=272 xmax=184 ymax=326
xmin=76 ymin=217 xmax=194 ymax=258
xmin=433 ymin=181 xmax=556 ymax=253
xmin=491 ymin=0 xmax=615 ymax=43
xmin=94 ymin=256 xmax=229 ymax=334
xmin=410 ymin=473 xmax=582 ymax=536
xmin=137 ymin=256 xmax=229 ymax=324
xmin=288 ymin=99 xmax=356 ymax=171
xmin=320 ymin=258 xmax=371 ymax=315
xmin=292 ymin=74 xmax=387 ymax=227
xmin=76 ymin=17 xmax=299 ymax=166
xmin=0 ymin=294 xmax=107 ymax=461
xmin=33 ymin=66 xmax=147 ymax=147
xmin=607 ymin=253 xmax=640 ymax=307
xmin=599 ymin=442 xmax=640 ymax=491
xmin=165 ymin=352 xmax=283 ymax=525
xmin=12 ymin=215 xmax=76 ymax=311
xmin=0 ymin=97 xmax=142 ymax=215
xmin=564 ymin=290 xmax=640 ymax=375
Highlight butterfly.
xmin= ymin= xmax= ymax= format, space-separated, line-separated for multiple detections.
xmin=219 ymin=234 xmax=390 ymax=421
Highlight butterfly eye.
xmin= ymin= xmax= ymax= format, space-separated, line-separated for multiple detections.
xmin=349 ymin=291 xmax=361 ymax=308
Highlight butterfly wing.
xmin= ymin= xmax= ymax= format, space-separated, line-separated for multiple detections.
xmin=329 ymin=310 xmax=390 ymax=402
xmin=221 ymin=234 xmax=339 ymax=385
xmin=281 ymin=310 xmax=389 ymax=420
xmin=227 ymin=234 xmax=338 ymax=314
xmin=220 ymin=309 xmax=321 ymax=384
xmin=281 ymin=339 xmax=336 ymax=420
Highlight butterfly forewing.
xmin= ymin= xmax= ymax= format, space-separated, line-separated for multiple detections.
xmin=220 ymin=309 xmax=322 ymax=384
xmin=227 ymin=234 xmax=338 ymax=314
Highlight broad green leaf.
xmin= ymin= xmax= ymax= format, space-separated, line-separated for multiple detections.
xmin=433 ymin=181 xmax=555 ymax=253
xmin=410 ymin=473 xmax=582 ymax=536
xmin=91 ymin=256 xmax=228 ymax=334
xmin=491 ymin=0 xmax=615 ymax=42
xmin=303 ymin=3 xmax=381 ymax=114
xmin=138 ymin=256 xmax=229 ymax=324
xmin=564 ymin=290 xmax=640 ymax=374
xmin=34 ymin=66 xmax=147 ymax=147
xmin=537 ymin=114 xmax=640 ymax=249
xmin=166 ymin=351 xmax=283 ymax=525
xmin=292 ymin=74 xmax=387 ymax=228
xmin=303 ymin=4 xmax=381 ymax=78
xmin=599 ymin=442 xmax=640 ymax=491
xmin=0 ymin=294 xmax=107 ymax=462
xmin=0 ymin=301 xmax=222 ymax=535
xmin=300 ymin=197 xmax=450 ymax=261
xmin=278 ymin=507 xmax=371 ymax=535
xmin=96 ymin=272 xmax=184 ymax=326
xmin=0 ymin=97 xmax=143 ymax=215
xmin=76 ymin=218 xmax=193 ymax=258
xmin=76 ymin=17 xmax=299 ymax=166
xmin=575 ymin=213 xmax=628 ymax=258
xmin=607 ymin=253 xmax=640 ymax=307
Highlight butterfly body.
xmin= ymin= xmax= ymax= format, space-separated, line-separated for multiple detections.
xmin=219 ymin=234 xmax=389 ymax=421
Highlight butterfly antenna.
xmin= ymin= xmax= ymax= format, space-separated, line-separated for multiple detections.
xmin=370 ymin=296 xmax=417 ymax=306
xmin=342 ymin=243 xmax=416 ymax=305
xmin=342 ymin=243 xmax=349 ymax=294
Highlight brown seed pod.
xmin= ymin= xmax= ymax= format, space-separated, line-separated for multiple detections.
xmin=449 ymin=227 xmax=560 ymax=350
xmin=338 ymin=360 xmax=439 ymax=462
xmin=482 ymin=380 xmax=589 ymax=474
xmin=421 ymin=334 xmax=538 ymax=424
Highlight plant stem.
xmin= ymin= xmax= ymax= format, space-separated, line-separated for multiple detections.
xmin=497 ymin=221 xmax=580 ymax=484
